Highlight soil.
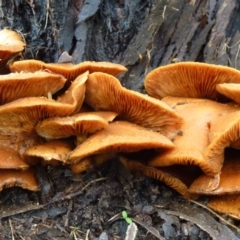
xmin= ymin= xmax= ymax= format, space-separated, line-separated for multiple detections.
xmin=0 ymin=0 xmax=240 ymax=239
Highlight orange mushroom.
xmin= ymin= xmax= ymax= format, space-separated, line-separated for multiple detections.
xmin=24 ymin=139 xmax=75 ymax=166
xmin=189 ymin=149 xmax=240 ymax=195
xmin=67 ymin=121 xmax=174 ymax=164
xmin=144 ymin=62 xmax=240 ymax=100
xmin=0 ymin=147 xmax=29 ymax=170
xmin=85 ymin=72 xmax=183 ymax=139
xmin=0 ymin=29 xmax=25 ymax=73
xmin=208 ymin=194 xmax=240 ymax=220
xmin=216 ymin=83 xmax=240 ymax=104
xmin=0 ymin=168 xmax=39 ymax=191
xmin=0 ymin=71 xmax=66 ymax=104
xmin=9 ymin=59 xmax=127 ymax=82
xmin=148 ymin=97 xmax=240 ymax=177
xmin=36 ymin=111 xmax=117 ymax=139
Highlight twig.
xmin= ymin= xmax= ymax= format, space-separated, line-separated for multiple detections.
xmin=9 ymin=218 xmax=15 ymax=240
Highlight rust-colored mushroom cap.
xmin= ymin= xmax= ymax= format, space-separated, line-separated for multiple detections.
xmin=204 ymin=111 xmax=240 ymax=174
xmin=0 ymin=148 xmax=29 ymax=170
xmin=24 ymin=139 xmax=75 ymax=165
xmin=0 ymin=168 xmax=39 ymax=191
xmin=0 ymin=29 xmax=25 ymax=62
xmin=9 ymin=59 xmax=127 ymax=81
xmin=67 ymin=121 xmax=174 ymax=164
xmin=0 ymin=71 xmax=66 ymax=104
xmin=120 ymin=157 xmax=198 ymax=199
xmin=0 ymin=97 xmax=85 ymax=136
xmin=149 ymin=97 xmax=240 ymax=176
xmin=36 ymin=111 xmax=117 ymax=139
xmin=216 ymin=83 xmax=240 ymax=104
xmin=189 ymin=150 xmax=240 ymax=195
xmin=85 ymin=72 xmax=183 ymax=139
xmin=56 ymin=71 xmax=87 ymax=113
xmin=144 ymin=62 xmax=240 ymax=100
xmin=208 ymin=194 xmax=240 ymax=220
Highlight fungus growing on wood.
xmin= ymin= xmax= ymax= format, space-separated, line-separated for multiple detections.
xmin=189 ymin=149 xmax=240 ymax=195
xmin=148 ymin=97 xmax=240 ymax=177
xmin=67 ymin=121 xmax=174 ymax=164
xmin=24 ymin=139 xmax=75 ymax=166
xmin=0 ymin=29 xmax=25 ymax=73
xmin=0 ymin=71 xmax=66 ymax=104
xmin=0 ymin=168 xmax=39 ymax=191
xmin=144 ymin=62 xmax=240 ymax=100
xmin=216 ymin=83 xmax=240 ymax=104
xmin=85 ymin=72 xmax=183 ymax=139
xmin=9 ymin=59 xmax=127 ymax=81
xmin=36 ymin=111 xmax=117 ymax=139
xmin=120 ymin=157 xmax=198 ymax=199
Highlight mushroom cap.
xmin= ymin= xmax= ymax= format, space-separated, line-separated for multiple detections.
xmin=56 ymin=71 xmax=87 ymax=113
xmin=9 ymin=59 xmax=127 ymax=81
xmin=0 ymin=168 xmax=39 ymax=191
xmin=67 ymin=121 xmax=174 ymax=164
xmin=189 ymin=149 xmax=240 ymax=195
xmin=24 ymin=139 xmax=75 ymax=165
xmin=85 ymin=72 xmax=183 ymax=139
xmin=149 ymin=97 xmax=240 ymax=176
xmin=208 ymin=194 xmax=240 ymax=220
xmin=0 ymin=97 xmax=85 ymax=136
xmin=36 ymin=111 xmax=117 ymax=139
xmin=216 ymin=83 xmax=240 ymax=104
xmin=0 ymin=148 xmax=29 ymax=170
xmin=204 ymin=111 xmax=240 ymax=174
xmin=144 ymin=62 xmax=240 ymax=100
xmin=0 ymin=71 xmax=66 ymax=104
xmin=120 ymin=157 xmax=198 ymax=199
xmin=0 ymin=29 xmax=25 ymax=61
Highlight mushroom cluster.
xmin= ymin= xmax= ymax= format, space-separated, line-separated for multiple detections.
xmin=2 ymin=29 xmax=240 ymax=219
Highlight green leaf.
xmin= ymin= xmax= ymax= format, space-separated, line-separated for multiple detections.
xmin=122 ymin=211 xmax=128 ymax=219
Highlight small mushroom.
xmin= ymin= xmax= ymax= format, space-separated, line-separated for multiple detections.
xmin=0 ymin=168 xmax=39 ymax=191
xmin=24 ymin=139 xmax=75 ymax=166
xmin=189 ymin=149 xmax=240 ymax=195
xmin=216 ymin=83 xmax=240 ymax=104
xmin=85 ymin=72 xmax=183 ymax=139
xmin=36 ymin=111 xmax=117 ymax=139
xmin=67 ymin=121 xmax=174 ymax=164
xmin=0 ymin=29 xmax=25 ymax=73
xmin=0 ymin=71 xmax=66 ymax=104
xmin=120 ymin=157 xmax=198 ymax=199
xmin=144 ymin=62 xmax=240 ymax=100
xmin=9 ymin=59 xmax=127 ymax=81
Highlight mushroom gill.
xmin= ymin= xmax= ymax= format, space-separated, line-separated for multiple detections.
xmin=67 ymin=121 xmax=174 ymax=165
xmin=85 ymin=72 xmax=183 ymax=139
xmin=144 ymin=62 xmax=240 ymax=101
xmin=9 ymin=59 xmax=127 ymax=82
